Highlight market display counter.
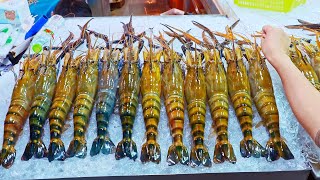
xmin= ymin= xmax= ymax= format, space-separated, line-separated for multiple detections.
xmin=0 ymin=14 xmax=314 ymax=179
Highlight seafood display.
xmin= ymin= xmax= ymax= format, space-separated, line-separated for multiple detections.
xmin=21 ymin=51 xmax=58 ymax=161
xmin=115 ymin=48 xmax=140 ymax=161
xmin=224 ymin=46 xmax=265 ymax=158
xmin=185 ymin=50 xmax=212 ymax=167
xmin=0 ymin=57 xmax=40 ymax=168
xmin=204 ymin=49 xmax=236 ymax=164
xmin=162 ymin=50 xmax=189 ymax=166
xmin=140 ymin=49 xmax=162 ymax=164
xmin=66 ymin=48 xmax=100 ymax=158
xmin=90 ymin=49 xmax=120 ymax=156
xmin=245 ymin=46 xmax=294 ymax=161
xmin=4 ymin=17 xmax=316 ymax=172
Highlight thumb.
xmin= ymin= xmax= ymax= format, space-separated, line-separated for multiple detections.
xmin=260 ymin=38 xmax=267 ymax=50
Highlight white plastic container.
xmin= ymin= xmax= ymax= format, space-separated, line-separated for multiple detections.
xmin=30 ymin=15 xmax=65 ymax=54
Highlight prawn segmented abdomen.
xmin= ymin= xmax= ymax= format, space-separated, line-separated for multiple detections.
xmin=140 ymin=93 xmax=161 ymax=163
xmin=255 ymin=92 xmax=294 ymax=161
xmin=231 ymin=92 xmax=253 ymax=136
xmin=254 ymin=91 xmax=280 ymax=137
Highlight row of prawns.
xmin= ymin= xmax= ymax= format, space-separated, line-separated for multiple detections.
xmin=159 ymin=21 xmax=296 ymax=166
xmin=0 ymin=18 xmax=296 ymax=170
xmin=0 ymin=19 xmax=99 ymax=168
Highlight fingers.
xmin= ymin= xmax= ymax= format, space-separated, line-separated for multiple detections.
xmin=262 ymin=25 xmax=273 ymax=34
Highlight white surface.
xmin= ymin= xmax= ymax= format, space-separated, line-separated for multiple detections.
xmin=1 ymin=0 xmax=320 ymax=178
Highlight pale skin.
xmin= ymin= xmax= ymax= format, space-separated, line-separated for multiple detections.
xmin=261 ymin=25 xmax=320 ymax=145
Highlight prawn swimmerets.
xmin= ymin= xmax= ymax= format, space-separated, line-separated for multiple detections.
xmin=90 ymin=49 xmax=120 ymax=156
xmin=0 ymin=57 xmax=39 ymax=168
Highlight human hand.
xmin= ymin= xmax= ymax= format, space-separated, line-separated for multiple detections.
xmin=261 ymin=25 xmax=290 ymax=66
xmin=160 ymin=8 xmax=185 ymax=16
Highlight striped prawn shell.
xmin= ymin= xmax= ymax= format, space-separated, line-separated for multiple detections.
xmin=185 ymin=66 xmax=207 ymax=148
xmin=204 ymin=50 xmax=229 ymax=145
xmin=205 ymin=49 xmax=237 ymax=163
xmin=73 ymin=49 xmax=99 ymax=139
xmin=226 ymin=56 xmax=254 ymax=141
xmin=2 ymin=59 xmax=38 ymax=150
xmin=230 ymin=91 xmax=253 ymax=139
xmin=49 ymin=54 xmax=78 ymax=140
xmin=28 ymin=56 xmax=57 ymax=143
xmin=118 ymin=61 xmax=140 ymax=139
xmin=162 ymin=61 xmax=185 ymax=145
xmin=90 ymin=49 xmax=121 ymax=157
xmin=245 ymin=47 xmax=292 ymax=160
xmin=185 ymin=62 xmax=212 ymax=167
xmin=116 ymin=53 xmax=140 ymax=160
xmin=253 ymin=91 xmax=280 ymax=138
xmin=247 ymin=54 xmax=280 ymax=140
xmin=95 ymin=51 xmax=119 ymax=137
xmin=141 ymin=60 xmax=161 ymax=144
